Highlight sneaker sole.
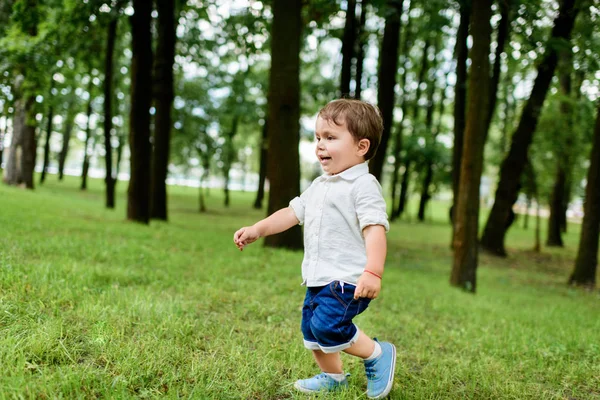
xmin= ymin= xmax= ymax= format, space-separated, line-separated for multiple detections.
xmin=369 ymin=343 xmax=396 ymax=399
xmin=293 ymin=381 xmax=348 ymax=394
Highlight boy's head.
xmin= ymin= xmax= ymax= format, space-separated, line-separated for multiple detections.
xmin=317 ymin=99 xmax=383 ymax=162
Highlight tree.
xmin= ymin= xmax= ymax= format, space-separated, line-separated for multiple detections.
xmin=450 ymin=0 xmax=492 ymax=292
xmin=150 ymin=0 xmax=177 ymax=220
xmin=569 ymin=101 xmax=600 ymax=288
xmin=103 ymin=16 xmax=118 ymax=209
xmin=368 ymin=0 xmax=404 ymax=181
xmin=480 ymin=0 xmax=580 ymax=256
xmin=127 ymin=0 xmax=153 ymax=223
xmin=340 ymin=0 xmax=357 ymax=96
xmin=450 ymin=0 xmax=470 ymax=229
xmin=264 ymin=0 xmax=303 ymax=250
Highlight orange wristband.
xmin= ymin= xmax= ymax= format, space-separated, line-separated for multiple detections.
xmin=364 ymin=269 xmax=382 ymax=279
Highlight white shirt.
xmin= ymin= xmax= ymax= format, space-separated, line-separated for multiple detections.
xmin=289 ymin=162 xmax=390 ymax=287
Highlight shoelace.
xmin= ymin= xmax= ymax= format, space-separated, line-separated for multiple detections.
xmin=365 ymin=365 xmax=377 ymax=380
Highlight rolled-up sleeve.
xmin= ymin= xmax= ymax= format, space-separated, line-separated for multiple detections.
xmin=289 ymin=183 xmax=313 ymax=225
xmin=353 ymin=175 xmax=390 ymax=233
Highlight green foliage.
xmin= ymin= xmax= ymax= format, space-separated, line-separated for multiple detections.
xmin=1 ymin=176 xmax=599 ymax=398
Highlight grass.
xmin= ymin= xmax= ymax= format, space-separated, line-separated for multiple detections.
xmin=0 ymin=175 xmax=599 ymax=399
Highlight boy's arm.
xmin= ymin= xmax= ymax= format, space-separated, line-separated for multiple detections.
xmin=354 ymin=225 xmax=387 ymax=299
xmin=233 ymin=207 xmax=299 ymax=251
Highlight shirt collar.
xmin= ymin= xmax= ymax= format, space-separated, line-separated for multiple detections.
xmin=318 ymin=162 xmax=369 ymax=181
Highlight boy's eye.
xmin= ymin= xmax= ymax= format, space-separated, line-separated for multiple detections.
xmin=327 ymin=136 xmax=334 ymax=140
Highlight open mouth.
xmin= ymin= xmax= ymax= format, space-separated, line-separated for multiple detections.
xmin=319 ymin=156 xmax=331 ymax=162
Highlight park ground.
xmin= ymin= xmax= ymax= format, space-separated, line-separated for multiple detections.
xmin=0 ymin=176 xmax=599 ymax=399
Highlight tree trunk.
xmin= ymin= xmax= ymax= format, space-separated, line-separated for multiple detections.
xmin=40 ymin=105 xmax=54 ymax=184
xmin=0 ymin=114 xmax=5 ymax=171
xmin=480 ymin=0 xmax=579 ymax=256
xmin=151 ymin=0 xmax=176 ymax=220
xmin=547 ymin=167 xmax=566 ymax=246
xmin=389 ymin=8 xmax=412 ymax=221
xmin=253 ymin=120 xmax=268 ymax=209
xmin=483 ymin=0 xmax=511 ymax=139
xmin=20 ymin=99 xmax=36 ymax=189
xmin=450 ymin=0 xmax=470 ymax=228
xmin=369 ymin=0 xmax=404 ymax=181
xmin=58 ymin=101 xmax=75 ymax=181
xmin=450 ymin=0 xmax=492 ymax=293
xmin=127 ymin=0 xmax=153 ymax=224
xmin=198 ymin=151 xmax=210 ymax=213
xmin=354 ymin=0 xmax=368 ymax=100
xmin=569 ymin=102 xmax=600 ymax=288
xmin=80 ymin=95 xmax=94 ymax=191
xmin=4 ymin=97 xmax=25 ymax=185
xmin=222 ymin=115 xmax=239 ymax=208
xmin=104 ymin=18 xmax=118 ymax=209
xmin=396 ymin=38 xmax=430 ymax=219
xmin=340 ymin=0 xmax=357 ymax=97
xmin=115 ymin=131 xmax=125 ymax=181
xmin=264 ymin=0 xmax=303 ymax=250
xmin=418 ymin=80 xmax=447 ymax=221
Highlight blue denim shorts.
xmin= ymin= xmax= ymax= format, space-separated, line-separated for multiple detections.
xmin=301 ymin=281 xmax=371 ymax=353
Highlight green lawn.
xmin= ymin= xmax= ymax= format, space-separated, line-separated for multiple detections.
xmin=1 ymin=176 xmax=598 ymax=399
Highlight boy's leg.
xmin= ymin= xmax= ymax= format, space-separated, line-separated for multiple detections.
xmin=312 ymin=349 xmax=343 ymax=373
xmin=344 ymin=330 xmax=375 ymax=358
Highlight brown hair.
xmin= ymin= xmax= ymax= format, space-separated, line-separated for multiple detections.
xmin=317 ymin=99 xmax=383 ymax=161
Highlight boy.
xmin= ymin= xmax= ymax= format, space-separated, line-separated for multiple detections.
xmin=233 ymin=99 xmax=395 ymax=398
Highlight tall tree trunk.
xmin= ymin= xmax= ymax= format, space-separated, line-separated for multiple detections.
xmin=547 ymin=44 xmax=574 ymax=247
xmin=450 ymin=0 xmax=470 ymax=228
xmin=354 ymin=0 xmax=368 ymax=100
xmin=80 ymin=94 xmax=94 ymax=191
xmin=483 ymin=0 xmax=511 ymax=139
xmin=397 ymin=38 xmax=430 ymax=219
xmin=340 ymin=0 xmax=357 ymax=97
xmin=151 ymin=0 xmax=176 ymax=220
xmin=418 ymin=80 xmax=448 ymax=221
xmin=480 ymin=0 xmax=579 ymax=256
xmin=369 ymin=0 xmax=404 ymax=181
xmin=127 ymin=0 xmax=153 ymax=224
xmin=20 ymin=98 xmax=36 ymax=189
xmin=264 ymin=0 xmax=303 ymax=250
xmin=389 ymin=8 xmax=412 ymax=220
xmin=40 ymin=105 xmax=54 ymax=184
xmin=450 ymin=0 xmax=491 ymax=293
xmin=115 ymin=130 xmax=125 ymax=181
xmin=104 ymin=18 xmax=118 ymax=209
xmin=253 ymin=120 xmax=268 ymax=209
xmin=569 ymin=101 xmax=600 ymax=288
xmin=198 ymin=150 xmax=209 ymax=213
xmin=58 ymin=101 xmax=75 ymax=181
xmin=4 ymin=96 xmax=25 ymax=185
xmin=223 ymin=115 xmax=239 ymax=208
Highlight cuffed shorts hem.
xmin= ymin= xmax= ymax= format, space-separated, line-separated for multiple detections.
xmin=303 ymin=329 xmax=361 ymax=353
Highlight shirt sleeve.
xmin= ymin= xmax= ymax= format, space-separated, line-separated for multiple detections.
xmin=289 ymin=182 xmax=314 ymax=226
xmin=353 ymin=175 xmax=390 ymax=233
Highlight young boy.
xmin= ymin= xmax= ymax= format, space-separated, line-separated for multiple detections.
xmin=233 ymin=99 xmax=395 ymax=398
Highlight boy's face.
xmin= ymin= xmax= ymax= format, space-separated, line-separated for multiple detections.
xmin=314 ymin=116 xmax=368 ymax=175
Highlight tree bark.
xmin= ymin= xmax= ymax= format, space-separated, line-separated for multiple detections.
xmin=222 ymin=115 xmax=239 ymax=208
xmin=104 ymin=18 xmax=118 ymax=208
xmin=4 ymin=97 xmax=25 ymax=185
xmin=369 ymin=0 xmax=404 ymax=181
xmin=264 ymin=0 xmax=303 ymax=250
xmin=253 ymin=120 xmax=268 ymax=209
xmin=80 ymin=93 xmax=94 ymax=191
xmin=480 ymin=0 xmax=579 ymax=256
xmin=40 ymin=105 xmax=54 ymax=184
xmin=389 ymin=8 xmax=412 ymax=220
xmin=58 ymin=100 xmax=75 ymax=181
xmin=340 ymin=0 xmax=357 ymax=97
xmin=450 ymin=0 xmax=491 ymax=293
xmin=151 ymin=0 xmax=176 ymax=220
xmin=418 ymin=80 xmax=447 ymax=221
xmin=127 ymin=0 xmax=153 ymax=224
xmin=354 ymin=0 xmax=368 ymax=100
xmin=5 ymin=95 xmax=36 ymax=189
xmin=20 ymin=99 xmax=36 ymax=189
xmin=483 ymin=0 xmax=511 ymax=139
xmin=0 ymin=114 xmax=5 ymax=171
xmin=450 ymin=0 xmax=470 ymax=228
xmin=569 ymin=101 xmax=600 ymax=288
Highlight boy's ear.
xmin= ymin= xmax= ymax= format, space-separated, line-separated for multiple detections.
xmin=357 ymin=138 xmax=370 ymax=157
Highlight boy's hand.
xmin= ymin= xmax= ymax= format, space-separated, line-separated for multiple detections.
xmin=354 ymin=271 xmax=381 ymax=300
xmin=233 ymin=226 xmax=260 ymax=251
